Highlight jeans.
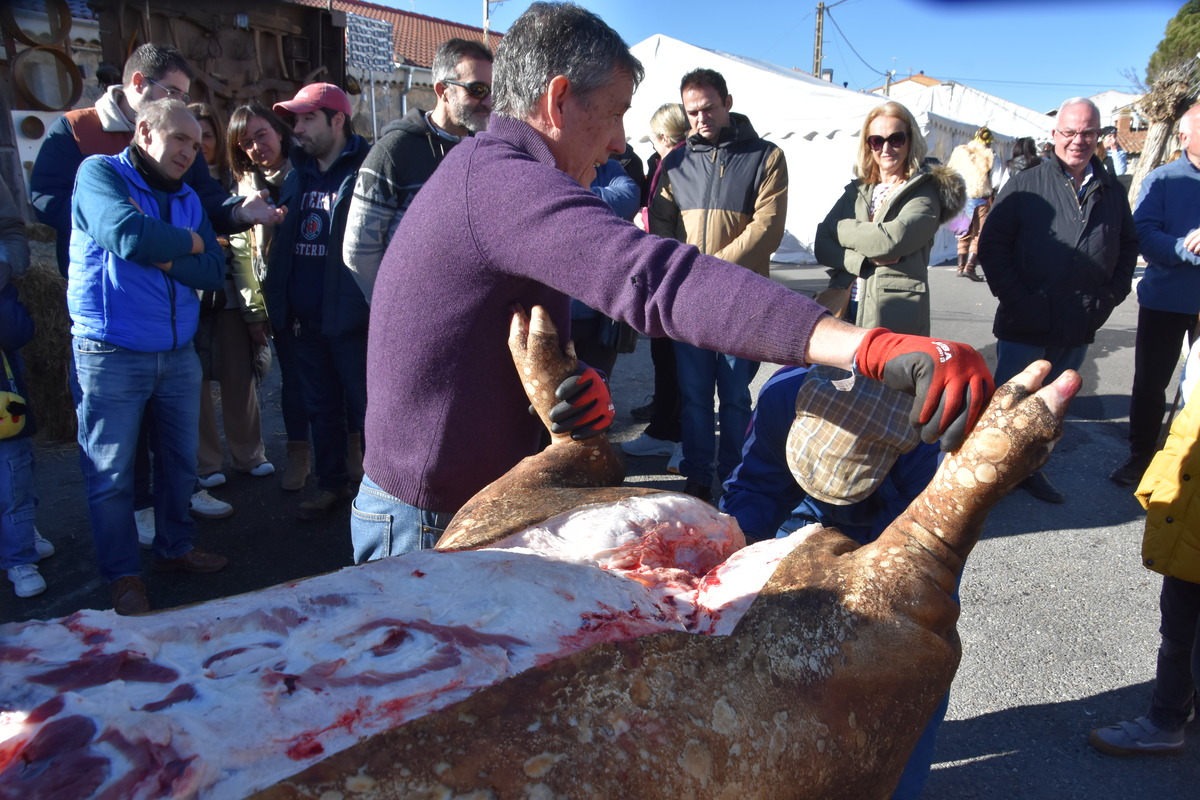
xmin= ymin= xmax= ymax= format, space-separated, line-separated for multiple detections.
xmin=674 ymin=341 xmax=758 ymax=487
xmin=71 ymin=344 xmax=152 ymax=509
xmin=350 ymin=473 xmax=455 ymax=563
xmin=74 ymin=337 xmax=200 ymax=582
xmin=1148 ymin=575 xmax=1200 ymax=732
xmin=0 ymin=437 xmax=37 ymax=569
xmin=272 ymin=323 xmax=311 ymax=444
xmin=644 ymin=336 xmax=681 ymax=442
xmin=893 ymin=690 xmax=950 ymax=800
xmin=291 ymin=323 xmax=367 ymax=491
xmin=1129 ymin=307 xmax=1198 ymax=460
xmin=993 ymin=340 xmax=1088 ymax=386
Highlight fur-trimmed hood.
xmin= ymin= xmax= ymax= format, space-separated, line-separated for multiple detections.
xmin=843 ymin=162 xmax=966 ymax=224
xmin=924 ymin=163 xmax=967 ymax=224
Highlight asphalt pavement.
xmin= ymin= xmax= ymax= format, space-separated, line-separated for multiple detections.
xmin=4 ymin=259 xmax=1198 ymax=797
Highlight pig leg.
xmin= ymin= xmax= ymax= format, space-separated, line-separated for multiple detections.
xmin=439 ymin=306 xmax=644 ymax=550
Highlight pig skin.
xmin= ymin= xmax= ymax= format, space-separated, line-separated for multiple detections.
xmin=254 ymin=308 xmax=1078 ymax=800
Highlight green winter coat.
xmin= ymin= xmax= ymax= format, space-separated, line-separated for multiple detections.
xmin=814 ymin=164 xmax=965 ymax=335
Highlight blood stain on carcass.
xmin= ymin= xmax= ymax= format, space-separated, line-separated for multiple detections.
xmin=139 ymin=683 xmax=198 ymax=712
xmin=29 ymin=651 xmax=178 ymax=691
xmin=63 ymin=612 xmax=113 ymax=646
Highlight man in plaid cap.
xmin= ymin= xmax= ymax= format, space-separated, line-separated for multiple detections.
xmin=719 ymin=364 xmax=945 ymax=799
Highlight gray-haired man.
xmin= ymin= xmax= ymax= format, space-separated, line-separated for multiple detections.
xmin=343 ymin=38 xmax=493 ymax=301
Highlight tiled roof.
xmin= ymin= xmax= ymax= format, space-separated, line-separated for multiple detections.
xmin=288 ymin=0 xmax=502 ymax=68
xmin=868 ymin=73 xmax=941 ymax=93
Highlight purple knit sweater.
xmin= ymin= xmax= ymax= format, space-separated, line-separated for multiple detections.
xmin=365 ymin=115 xmax=827 ymax=513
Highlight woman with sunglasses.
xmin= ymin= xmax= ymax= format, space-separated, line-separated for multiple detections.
xmin=815 ymin=102 xmax=965 ymax=336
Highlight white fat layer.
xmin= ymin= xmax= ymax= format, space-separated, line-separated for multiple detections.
xmin=0 ymin=494 xmax=812 ymax=799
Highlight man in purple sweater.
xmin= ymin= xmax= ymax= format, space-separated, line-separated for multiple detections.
xmin=352 ymin=1 xmax=994 ymax=563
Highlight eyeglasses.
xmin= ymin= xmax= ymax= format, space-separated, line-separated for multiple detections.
xmin=1056 ymin=128 xmax=1101 ymax=142
xmin=238 ymin=128 xmax=275 ymax=152
xmin=147 ymin=77 xmax=190 ymax=104
xmin=444 ymin=80 xmax=491 ymax=100
xmin=866 ymin=131 xmax=908 ymax=151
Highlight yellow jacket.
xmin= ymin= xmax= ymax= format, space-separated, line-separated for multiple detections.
xmin=1137 ymin=381 xmax=1200 ymax=583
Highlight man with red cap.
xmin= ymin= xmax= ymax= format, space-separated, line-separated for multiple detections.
xmin=265 ymin=83 xmax=370 ymax=518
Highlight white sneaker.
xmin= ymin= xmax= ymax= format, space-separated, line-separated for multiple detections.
xmin=190 ymin=490 xmax=234 ymax=519
xmin=248 ymin=461 xmax=275 ymax=477
xmin=198 ymin=472 xmax=226 ymax=488
xmin=667 ymin=443 xmax=683 ymax=475
xmin=135 ymin=507 xmax=155 ymax=549
xmin=620 ymin=433 xmax=676 ymax=458
xmin=8 ymin=564 xmax=46 ymax=598
xmin=33 ymin=528 xmax=55 ymax=560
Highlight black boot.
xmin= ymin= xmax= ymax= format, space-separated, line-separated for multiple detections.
xmin=959 ymin=254 xmax=985 ymax=282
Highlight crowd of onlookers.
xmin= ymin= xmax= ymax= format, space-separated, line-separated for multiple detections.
xmin=0 ymin=0 xmax=1196 ymax=776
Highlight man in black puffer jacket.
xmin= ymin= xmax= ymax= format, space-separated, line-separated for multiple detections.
xmin=979 ymin=96 xmax=1137 ymax=503
xmin=343 ymin=39 xmax=493 ymax=302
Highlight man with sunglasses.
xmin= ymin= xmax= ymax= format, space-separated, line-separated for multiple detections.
xmin=647 ymin=67 xmax=788 ymax=501
xmin=978 ymin=97 xmax=1137 ymax=504
xmin=344 ymin=38 xmax=493 ymax=302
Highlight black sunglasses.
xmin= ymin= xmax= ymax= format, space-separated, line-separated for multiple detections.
xmin=444 ymin=80 xmax=491 ymax=100
xmin=866 ymin=131 xmax=908 ymax=151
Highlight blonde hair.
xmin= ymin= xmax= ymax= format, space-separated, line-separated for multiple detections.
xmin=649 ymin=102 xmax=688 ymax=147
xmin=854 ymin=102 xmax=927 ymax=184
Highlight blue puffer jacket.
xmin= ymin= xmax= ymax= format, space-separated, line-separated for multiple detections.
xmin=68 ymin=149 xmax=223 ymax=352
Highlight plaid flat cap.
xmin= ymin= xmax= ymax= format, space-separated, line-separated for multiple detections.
xmin=786 ymin=366 xmax=920 ymax=505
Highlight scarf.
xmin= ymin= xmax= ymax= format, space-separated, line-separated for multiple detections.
xmin=130 ymin=144 xmax=185 ymax=195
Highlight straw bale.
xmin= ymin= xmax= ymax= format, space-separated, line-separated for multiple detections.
xmin=12 ymin=240 xmax=75 ymax=443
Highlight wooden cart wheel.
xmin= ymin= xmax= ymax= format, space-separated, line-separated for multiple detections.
xmin=12 ymin=46 xmax=84 ymax=112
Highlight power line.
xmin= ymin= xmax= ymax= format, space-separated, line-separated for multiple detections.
xmin=825 ymin=8 xmax=887 ymax=78
xmin=941 ymin=76 xmax=1139 ymax=90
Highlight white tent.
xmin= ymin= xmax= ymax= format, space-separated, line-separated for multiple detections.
xmin=879 ymin=79 xmax=1056 ymax=143
xmin=625 ymin=35 xmax=1016 ymax=265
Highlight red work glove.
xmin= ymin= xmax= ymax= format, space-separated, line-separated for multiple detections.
xmin=548 ymin=365 xmax=615 ymax=440
xmin=855 ymin=328 xmax=994 ymax=451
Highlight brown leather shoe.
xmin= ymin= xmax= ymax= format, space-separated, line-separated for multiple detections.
xmin=152 ymin=548 xmax=229 ymax=573
xmin=111 ymin=576 xmax=150 ymax=615
xmin=297 ymin=486 xmax=356 ymax=519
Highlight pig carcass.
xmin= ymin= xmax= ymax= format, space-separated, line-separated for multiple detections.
xmin=0 ymin=307 xmax=1078 ymax=800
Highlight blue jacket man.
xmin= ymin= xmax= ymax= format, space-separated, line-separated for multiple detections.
xmin=70 ymin=99 xmax=228 ymax=615
xmin=1111 ymin=103 xmax=1200 ymax=487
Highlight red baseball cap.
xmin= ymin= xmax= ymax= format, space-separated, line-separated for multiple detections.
xmin=273 ymin=83 xmax=352 ymax=117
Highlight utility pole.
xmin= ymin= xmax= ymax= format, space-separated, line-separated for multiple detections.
xmin=483 ymin=0 xmax=503 ymax=41
xmin=812 ymin=3 xmax=824 ymax=77
xmin=812 ymin=0 xmax=847 ymax=78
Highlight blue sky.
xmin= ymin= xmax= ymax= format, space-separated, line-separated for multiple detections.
xmin=381 ymin=0 xmax=1183 ymax=112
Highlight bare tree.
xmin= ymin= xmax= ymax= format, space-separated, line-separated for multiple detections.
xmin=1129 ymin=59 xmax=1197 ymax=202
